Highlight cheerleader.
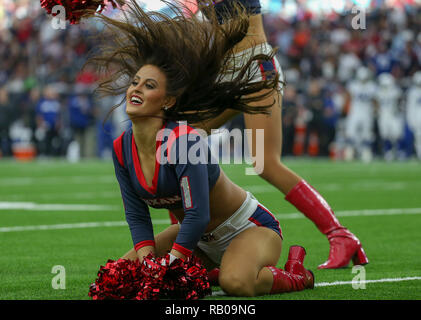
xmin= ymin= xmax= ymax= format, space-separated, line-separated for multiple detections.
xmin=182 ymin=0 xmax=369 ymax=269
xmin=91 ymin=1 xmax=313 ymax=296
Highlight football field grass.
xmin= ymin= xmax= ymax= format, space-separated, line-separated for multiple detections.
xmin=0 ymin=158 xmax=420 ymax=300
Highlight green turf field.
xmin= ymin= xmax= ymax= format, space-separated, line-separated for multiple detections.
xmin=0 ymin=159 xmax=420 ymax=300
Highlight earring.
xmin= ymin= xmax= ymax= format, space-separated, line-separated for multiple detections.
xmin=163 ymin=106 xmax=169 ymax=111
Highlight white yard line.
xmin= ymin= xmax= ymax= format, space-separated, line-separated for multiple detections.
xmin=0 ymin=175 xmax=115 ymax=186
xmin=315 ymin=276 xmax=421 ymax=287
xmin=276 ymin=207 xmax=421 ymax=220
xmin=244 ymin=181 xmax=421 ymax=194
xmin=1 ymin=200 xmax=421 ymax=217
xmin=212 ymin=276 xmax=421 ymax=296
xmin=0 ymin=219 xmax=167 ymax=232
xmin=0 ymin=191 xmax=119 ymax=201
xmin=0 ymin=221 xmax=128 ymax=232
xmin=0 ymin=202 xmax=117 ymax=211
xmin=1 ymin=206 xmax=421 ymax=233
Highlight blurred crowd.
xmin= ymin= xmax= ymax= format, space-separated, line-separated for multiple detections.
xmin=0 ymin=1 xmax=421 ymax=162
xmin=264 ymin=4 xmax=421 ymax=161
xmin=0 ymin=1 xmax=127 ymax=161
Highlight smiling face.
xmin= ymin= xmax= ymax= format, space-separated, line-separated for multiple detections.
xmin=126 ymin=64 xmax=175 ymax=120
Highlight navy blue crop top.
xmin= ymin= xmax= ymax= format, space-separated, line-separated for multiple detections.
xmin=112 ymin=121 xmax=220 ymax=257
xmin=198 ymin=0 xmax=261 ymax=24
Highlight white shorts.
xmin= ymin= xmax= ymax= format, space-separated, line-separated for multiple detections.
xmin=220 ymin=42 xmax=285 ymax=95
xmin=197 ymin=192 xmax=282 ymax=265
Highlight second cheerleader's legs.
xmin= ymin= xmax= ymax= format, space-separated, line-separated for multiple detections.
xmin=189 ymin=85 xmax=368 ymax=269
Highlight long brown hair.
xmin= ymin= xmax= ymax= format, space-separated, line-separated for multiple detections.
xmin=88 ymin=0 xmax=281 ymax=123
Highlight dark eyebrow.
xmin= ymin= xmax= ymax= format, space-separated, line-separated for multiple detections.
xmin=133 ymin=75 xmax=158 ymax=85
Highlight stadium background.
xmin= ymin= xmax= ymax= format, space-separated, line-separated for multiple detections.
xmin=1 ymin=0 xmax=420 ymax=161
xmin=0 ymin=0 xmax=420 ymax=300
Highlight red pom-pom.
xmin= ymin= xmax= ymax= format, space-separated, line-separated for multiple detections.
xmin=89 ymin=254 xmax=212 ymax=300
xmin=40 ymin=0 xmax=123 ymax=24
xmin=88 ymin=258 xmax=143 ymax=300
xmin=136 ymin=253 xmax=212 ymax=300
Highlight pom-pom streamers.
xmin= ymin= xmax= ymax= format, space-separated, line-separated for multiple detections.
xmin=136 ymin=253 xmax=212 ymax=300
xmin=88 ymin=258 xmax=143 ymax=300
xmin=89 ymin=253 xmax=212 ymax=300
xmin=40 ymin=0 xmax=124 ymax=24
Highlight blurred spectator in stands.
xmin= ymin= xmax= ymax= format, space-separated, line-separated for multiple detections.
xmin=337 ymin=45 xmax=362 ymax=83
xmin=414 ymin=33 xmax=421 ymax=67
xmin=344 ymin=29 xmax=367 ymax=59
xmin=406 ymin=71 xmax=421 ymax=160
xmin=344 ymin=67 xmax=377 ymax=162
xmin=304 ymin=79 xmax=324 ymax=156
xmin=281 ymin=85 xmax=298 ymax=156
xmin=369 ymin=41 xmax=398 ymax=76
xmin=374 ymin=73 xmax=404 ymax=161
xmin=0 ymin=87 xmax=13 ymax=157
xmin=68 ymin=84 xmax=96 ymax=158
xmin=22 ymin=87 xmax=40 ymax=142
xmin=35 ymin=85 xmax=62 ymax=156
xmin=288 ymin=20 xmax=311 ymax=67
xmin=398 ymin=36 xmax=421 ymax=77
xmin=75 ymin=64 xmax=98 ymax=86
xmin=95 ymin=93 xmax=125 ymax=159
xmin=321 ymin=82 xmax=343 ymax=157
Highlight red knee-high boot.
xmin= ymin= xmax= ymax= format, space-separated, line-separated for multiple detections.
xmin=284 ymin=245 xmax=314 ymax=286
xmin=208 ymin=268 xmax=220 ymax=286
xmin=267 ymin=266 xmax=314 ymax=294
xmin=285 ymin=180 xmax=369 ymax=269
